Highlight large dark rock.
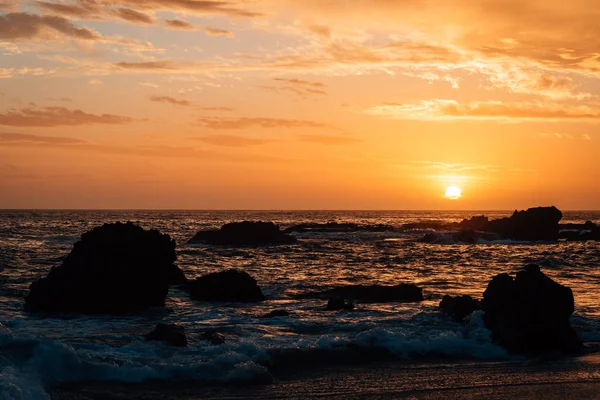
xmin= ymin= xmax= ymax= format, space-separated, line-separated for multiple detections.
xmin=298 ymin=283 xmax=423 ymax=303
xmin=188 ymin=269 xmax=265 ymax=302
xmin=458 ymin=216 xmax=489 ymax=231
xmin=145 ymin=323 xmax=187 ymax=347
xmin=200 ymin=331 xmax=226 ymax=345
xmin=188 ymin=221 xmax=296 ymax=246
xmin=260 ymin=309 xmax=292 ymax=318
xmin=559 ymin=221 xmax=600 ymax=241
xmin=485 ymin=206 xmax=563 ymax=241
xmin=325 ymin=297 xmax=355 ymax=311
xmin=24 ymin=222 xmax=186 ymax=314
xmin=482 ymin=264 xmax=582 ymax=354
xmin=439 ymin=295 xmax=480 ymax=321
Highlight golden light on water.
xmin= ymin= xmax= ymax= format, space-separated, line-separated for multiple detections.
xmin=445 ymin=186 xmax=462 ymax=200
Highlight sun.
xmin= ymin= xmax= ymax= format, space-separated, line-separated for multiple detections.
xmin=445 ymin=186 xmax=462 ymax=200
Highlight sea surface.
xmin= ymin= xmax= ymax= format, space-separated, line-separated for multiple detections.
xmin=1 ymin=210 xmax=599 ymax=399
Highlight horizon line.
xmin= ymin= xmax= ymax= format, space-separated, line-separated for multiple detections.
xmin=1 ymin=208 xmax=599 ymax=212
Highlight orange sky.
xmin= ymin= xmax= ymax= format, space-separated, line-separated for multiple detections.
xmin=1 ymin=0 xmax=599 ymax=209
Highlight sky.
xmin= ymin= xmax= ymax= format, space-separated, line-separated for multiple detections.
xmin=0 ymin=0 xmax=599 ymax=210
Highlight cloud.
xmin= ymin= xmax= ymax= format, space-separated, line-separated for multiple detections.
xmin=194 ymin=134 xmax=271 ymax=147
xmin=139 ymin=82 xmax=159 ymax=88
xmin=297 ymin=134 xmax=360 ymax=144
xmin=163 ymin=19 xmax=197 ymax=30
xmin=366 ymin=100 xmax=600 ymax=121
xmin=0 ymin=132 xmax=90 ymax=145
xmin=89 ymin=79 xmax=102 ymax=85
xmin=197 ymin=117 xmax=330 ymax=129
xmin=204 ymin=26 xmax=234 ymax=38
xmin=0 ymin=12 xmax=100 ymax=40
xmin=0 ymin=106 xmax=132 ymax=127
xmin=274 ymin=78 xmax=326 ymax=87
xmin=150 ymin=95 xmax=191 ymax=106
xmin=113 ymin=8 xmax=154 ymax=24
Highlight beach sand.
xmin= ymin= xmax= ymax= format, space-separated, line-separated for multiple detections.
xmin=51 ymin=352 xmax=600 ymax=399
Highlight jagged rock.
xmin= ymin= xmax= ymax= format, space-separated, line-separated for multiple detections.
xmin=325 ymin=297 xmax=355 ymax=311
xmin=145 ymin=323 xmax=187 ymax=347
xmin=188 ymin=269 xmax=265 ymax=302
xmin=24 ymin=222 xmax=186 ymax=314
xmin=439 ymin=295 xmax=480 ymax=321
xmin=201 ymin=331 xmax=226 ymax=345
xmin=486 ymin=206 xmax=563 ymax=241
xmin=261 ymin=310 xmax=291 ymax=318
xmin=187 ymin=221 xmax=296 ymax=246
xmin=482 ymin=264 xmax=582 ymax=354
xmin=298 ymin=283 xmax=423 ymax=303
xmin=458 ymin=216 xmax=489 ymax=231
xmin=456 ymin=229 xmax=477 ymax=243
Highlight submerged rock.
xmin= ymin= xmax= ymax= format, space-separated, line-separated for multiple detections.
xmin=439 ymin=295 xmax=480 ymax=321
xmin=145 ymin=323 xmax=187 ymax=347
xmin=201 ymin=331 xmax=226 ymax=345
xmin=187 ymin=221 xmax=296 ymax=246
xmin=261 ymin=309 xmax=292 ymax=318
xmin=298 ymin=283 xmax=423 ymax=303
xmin=325 ymin=297 xmax=355 ymax=311
xmin=188 ymin=269 xmax=265 ymax=302
xmin=482 ymin=264 xmax=582 ymax=354
xmin=24 ymin=222 xmax=186 ymax=314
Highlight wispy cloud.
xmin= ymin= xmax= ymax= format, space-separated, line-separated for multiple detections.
xmin=193 ymin=134 xmax=271 ymax=147
xmin=197 ymin=117 xmax=330 ymax=129
xmin=0 ymin=106 xmax=132 ymax=126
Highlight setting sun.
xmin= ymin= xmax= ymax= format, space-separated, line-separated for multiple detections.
xmin=445 ymin=186 xmax=462 ymax=200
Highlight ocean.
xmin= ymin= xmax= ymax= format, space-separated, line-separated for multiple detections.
xmin=1 ymin=210 xmax=599 ymax=399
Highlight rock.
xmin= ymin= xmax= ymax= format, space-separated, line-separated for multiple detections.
xmin=201 ymin=331 xmax=226 ymax=345
xmin=482 ymin=264 xmax=582 ymax=354
xmin=458 ymin=216 xmax=489 ymax=231
xmin=456 ymin=229 xmax=477 ymax=243
xmin=24 ymin=222 xmax=186 ymax=314
xmin=559 ymin=221 xmax=600 ymax=241
xmin=187 ymin=221 xmax=296 ymax=246
xmin=421 ymin=232 xmax=440 ymax=243
xmin=325 ymin=297 xmax=354 ymax=311
xmin=439 ymin=295 xmax=480 ymax=321
xmin=486 ymin=206 xmax=563 ymax=241
xmin=145 ymin=323 xmax=187 ymax=347
xmin=188 ymin=269 xmax=265 ymax=302
xmin=284 ymin=222 xmax=396 ymax=233
xmin=298 ymin=283 xmax=423 ymax=303
xmin=261 ymin=310 xmax=291 ymax=318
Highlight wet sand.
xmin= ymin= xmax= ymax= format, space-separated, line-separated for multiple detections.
xmin=51 ymin=352 xmax=600 ymax=399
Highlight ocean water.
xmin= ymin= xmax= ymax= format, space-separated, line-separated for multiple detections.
xmin=0 ymin=210 xmax=599 ymax=399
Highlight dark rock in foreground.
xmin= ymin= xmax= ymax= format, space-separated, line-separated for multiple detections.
xmin=201 ymin=331 xmax=226 ymax=345
xmin=439 ymin=295 xmax=480 ymax=321
xmin=25 ymin=222 xmax=186 ymax=314
xmin=188 ymin=269 xmax=265 ymax=302
xmin=145 ymin=323 xmax=187 ymax=347
xmin=298 ymin=283 xmax=423 ymax=303
xmin=188 ymin=221 xmax=296 ymax=246
xmin=482 ymin=264 xmax=582 ymax=354
xmin=261 ymin=309 xmax=292 ymax=318
xmin=325 ymin=297 xmax=355 ymax=311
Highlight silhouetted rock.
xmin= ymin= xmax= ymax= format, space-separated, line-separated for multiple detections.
xmin=486 ymin=206 xmax=563 ymax=241
xmin=325 ymin=297 xmax=355 ymax=311
xmin=261 ymin=309 xmax=291 ymax=318
xmin=402 ymin=221 xmax=455 ymax=231
xmin=188 ymin=221 xmax=296 ymax=246
xmin=145 ymin=323 xmax=187 ymax=347
xmin=284 ymin=222 xmax=396 ymax=233
xmin=559 ymin=221 xmax=600 ymax=241
xmin=201 ymin=331 xmax=226 ymax=345
xmin=458 ymin=216 xmax=489 ymax=231
xmin=188 ymin=269 xmax=265 ymax=302
xmin=482 ymin=264 xmax=582 ymax=354
xmin=439 ymin=295 xmax=480 ymax=321
xmin=456 ymin=229 xmax=477 ymax=243
xmin=298 ymin=283 xmax=423 ymax=303
xmin=24 ymin=222 xmax=185 ymax=314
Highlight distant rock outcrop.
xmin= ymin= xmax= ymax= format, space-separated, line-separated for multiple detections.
xmin=188 ymin=269 xmax=265 ymax=302
xmin=187 ymin=221 xmax=296 ymax=246
xmin=485 ymin=206 xmax=563 ymax=241
xmin=439 ymin=295 xmax=480 ymax=321
xmin=24 ymin=222 xmax=186 ymax=314
xmin=298 ymin=283 xmax=423 ymax=303
xmin=559 ymin=221 xmax=600 ymax=241
xmin=145 ymin=323 xmax=187 ymax=347
xmin=482 ymin=264 xmax=582 ymax=354
xmin=284 ymin=222 xmax=396 ymax=233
